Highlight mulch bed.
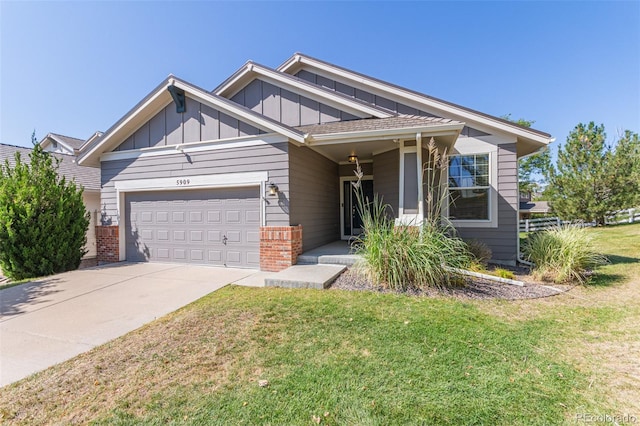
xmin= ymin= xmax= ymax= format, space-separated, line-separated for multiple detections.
xmin=330 ymin=268 xmax=574 ymax=300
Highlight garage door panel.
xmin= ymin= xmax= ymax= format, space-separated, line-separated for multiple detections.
xmin=125 ymin=187 xmax=260 ymax=268
xmin=247 ymin=231 xmax=260 ymax=244
xmin=208 ymin=250 xmax=222 ymax=262
xmin=190 ymin=211 xmax=203 ymax=223
xmin=226 ymin=230 xmax=241 ymax=243
xmin=226 ymin=210 xmax=241 ymax=223
xmin=190 ymin=230 xmax=204 ymax=242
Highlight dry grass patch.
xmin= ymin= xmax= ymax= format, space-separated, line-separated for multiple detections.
xmin=0 ymin=301 xmax=262 ymax=424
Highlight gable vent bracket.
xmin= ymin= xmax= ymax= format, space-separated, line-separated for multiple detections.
xmin=167 ymin=85 xmax=186 ymax=113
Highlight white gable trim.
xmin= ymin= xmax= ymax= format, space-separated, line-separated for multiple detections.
xmin=101 ymin=134 xmax=287 ymax=163
xmin=214 ymin=63 xmax=393 ymax=119
xmin=40 ymin=134 xmax=76 ymax=155
xmin=78 ymin=76 xmax=305 ymax=167
xmin=279 ymin=54 xmax=553 ymax=146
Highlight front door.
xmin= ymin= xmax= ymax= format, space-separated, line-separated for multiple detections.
xmin=341 ymin=178 xmax=374 ymax=239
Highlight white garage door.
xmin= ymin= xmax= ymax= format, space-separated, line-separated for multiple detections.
xmin=125 ymin=187 xmax=260 ymax=268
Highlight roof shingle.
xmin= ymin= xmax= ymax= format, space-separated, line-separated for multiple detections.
xmin=0 ymin=143 xmax=100 ymax=191
xmin=296 ymin=115 xmax=462 ymax=135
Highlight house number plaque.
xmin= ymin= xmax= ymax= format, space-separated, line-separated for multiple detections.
xmin=176 ymin=179 xmax=191 ymax=186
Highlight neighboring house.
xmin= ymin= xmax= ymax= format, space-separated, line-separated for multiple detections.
xmin=78 ymin=53 xmax=553 ymax=270
xmin=519 ymin=192 xmax=551 ymax=220
xmin=0 ymin=142 xmax=101 ymax=261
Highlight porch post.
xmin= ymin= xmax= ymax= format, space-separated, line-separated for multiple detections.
xmin=416 ymin=133 xmax=424 ymax=219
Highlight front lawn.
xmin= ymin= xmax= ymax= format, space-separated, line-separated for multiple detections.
xmin=1 ymin=223 xmax=639 ymax=425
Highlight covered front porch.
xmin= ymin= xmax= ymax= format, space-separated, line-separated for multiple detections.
xmin=297 ymin=115 xmax=463 ymax=243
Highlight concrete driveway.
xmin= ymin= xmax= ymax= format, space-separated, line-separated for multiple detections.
xmin=0 ymin=262 xmax=257 ymax=387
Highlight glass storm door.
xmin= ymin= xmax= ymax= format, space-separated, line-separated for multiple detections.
xmin=342 ymin=179 xmax=374 ymax=239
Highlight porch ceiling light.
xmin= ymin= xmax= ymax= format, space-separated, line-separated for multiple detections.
xmin=268 ymin=182 xmax=279 ymax=196
xmin=348 ymin=154 xmax=358 ymax=163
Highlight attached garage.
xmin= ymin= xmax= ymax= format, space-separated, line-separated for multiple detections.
xmin=124 ymin=187 xmax=260 ymax=268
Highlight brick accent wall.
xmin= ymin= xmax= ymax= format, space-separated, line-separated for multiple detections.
xmin=260 ymin=225 xmax=303 ymax=272
xmin=96 ymin=225 xmax=120 ymax=263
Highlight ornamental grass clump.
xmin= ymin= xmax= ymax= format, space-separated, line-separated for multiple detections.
xmin=522 ymin=225 xmax=608 ymax=284
xmin=352 ymin=139 xmax=472 ymax=291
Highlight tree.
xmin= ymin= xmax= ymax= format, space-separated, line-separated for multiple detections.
xmin=502 ymin=114 xmax=551 ymax=194
xmin=545 ymin=122 xmax=639 ymax=225
xmin=0 ymin=134 xmax=89 ymax=280
xmin=611 ymin=130 xmax=640 ymax=207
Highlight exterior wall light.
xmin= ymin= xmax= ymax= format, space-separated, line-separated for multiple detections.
xmin=348 ymin=154 xmax=358 ymax=163
xmin=268 ymin=182 xmax=279 ymax=196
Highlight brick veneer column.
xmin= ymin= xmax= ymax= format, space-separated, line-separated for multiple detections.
xmin=96 ymin=225 xmax=120 ymax=264
xmin=260 ymin=225 xmax=303 ymax=272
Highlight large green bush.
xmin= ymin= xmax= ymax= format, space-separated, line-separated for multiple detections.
xmin=0 ymin=140 xmax=89 ymax=280
xmin=522 ymin=226 xmax=608 ymax=284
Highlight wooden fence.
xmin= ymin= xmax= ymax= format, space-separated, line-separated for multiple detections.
xmin=519 ymin=208 xmax=640 ymax=233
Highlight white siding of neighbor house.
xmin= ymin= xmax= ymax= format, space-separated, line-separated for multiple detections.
xmin=83 ymin=191 xmax=100 ymax=258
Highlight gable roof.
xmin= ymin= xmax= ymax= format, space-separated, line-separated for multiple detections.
xmin=213 ymin=61 xmax=393 ymax=119
xmin=277 ymin=53 xmax=554 ymax=152
xmin=39 ymin=132 xmax=86 ymax=155
xmin=78 ymin=75 xmax=306 ymax=167
xmin=0 ymin=143 xmax=100 ymax=191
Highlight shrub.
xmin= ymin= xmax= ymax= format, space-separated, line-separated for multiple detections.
xmin=493 ymin=268 xmax=516 ymax=280
xmin=0 ymin=139 xmax=89 ymax=280
xmin=522 ymin=226 xmax=608 ymax=284
xmin=466 ymin=240 xmax=492 ymax=265
xmin=351 ymin=148 xmax=472 ymax=291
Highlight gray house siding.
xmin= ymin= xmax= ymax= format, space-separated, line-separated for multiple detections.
xmin=456 ymin=143 xmax=518 ymax=263
xmin=114 ymin=96 xmax=263 ymax=151
xmin=294 ymin=70 xmax=489 ymax=138
xmin=100 ymin=142 xmax=290 ymax=227
xmin=372 ymin=149 xmax=399 ymax=215
xmin=230 ymin=78 xmax=361 ymax=127
xmin=288 ymin=145 xmax=340 ymax=250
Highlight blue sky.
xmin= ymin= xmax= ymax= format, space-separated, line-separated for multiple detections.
xmin=1 ymin=1 xmax=638 ymax=158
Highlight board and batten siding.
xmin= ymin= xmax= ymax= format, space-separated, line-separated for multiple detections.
xmin=100 ymin=143 xmax=290 ymax=226
xmin=294 ymin=70 xmax=489 ymax=138
xmin=288 ymin=145 xmax=340 ymax=250
xmin=114 ymin=96 xmax=264 ymax=151
xmin=455 ymin=143 xmax=519 ymax=263
xmin=230 ymin=79 xmax=361 ymax=127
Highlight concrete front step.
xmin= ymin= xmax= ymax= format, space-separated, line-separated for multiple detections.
xmin=296 ymin=254 xmax=360 ymax=266
xmin=265 ymin=264 xmax=347 ymax=289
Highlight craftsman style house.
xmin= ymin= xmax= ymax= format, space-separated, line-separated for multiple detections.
xmin=78 ymin=53 xmax=553 ymax=270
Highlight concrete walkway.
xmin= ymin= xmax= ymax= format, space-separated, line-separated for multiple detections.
xmin=0 ymin=262 xmax=257 ymax=387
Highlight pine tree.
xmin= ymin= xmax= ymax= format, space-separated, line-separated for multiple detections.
xmin=546 ymin=122 xmax=638 ymax=225
xmin=0 ymin=134 xmax=90 ymax=280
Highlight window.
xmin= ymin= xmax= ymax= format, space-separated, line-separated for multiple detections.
xmin=448 ymin=154 xmax=490 ymax=220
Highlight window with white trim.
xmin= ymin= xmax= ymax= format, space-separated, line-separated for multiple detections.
xmin=448 ymin=154 xmax=490 ymax=220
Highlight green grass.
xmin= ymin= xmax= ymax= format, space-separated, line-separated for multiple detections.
xmin=0 ymin=287 xmax=592 ymax=425
xmin=2 ymin=223 xmax=639 ymax=425
xmin=587 ymin=222 xmax=640 ymax=285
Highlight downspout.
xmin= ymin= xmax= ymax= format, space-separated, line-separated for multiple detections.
xmin=516 ymin=145 xmax=550 ymax=267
